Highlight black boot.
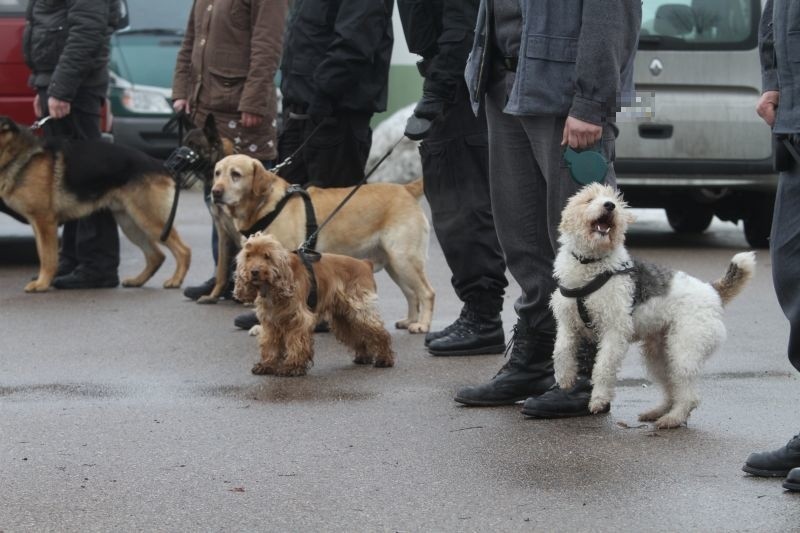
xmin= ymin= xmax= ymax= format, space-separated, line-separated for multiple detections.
xmin=520 ymin=341 xmax=609 ymax=418
xmin=184 ymin=276 xmax=235 ymax=301
xmin=453 ymin=322 xmax=555 ymax=406
xmin=743 ymin=433 xmax=800 ymax=477
xmin=784 ymin=468 xmax=800 ymax=491
xmin=427 ymin=303 xmax=505 ymax=356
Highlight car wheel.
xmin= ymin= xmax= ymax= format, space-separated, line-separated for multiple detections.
xmin=743 ymin=192 xmax=775 ymax=249
xmin=665 ymin=204 xmax=714 ymax=234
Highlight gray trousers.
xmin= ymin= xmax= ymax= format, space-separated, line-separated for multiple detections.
xmin=771 ymin=165 xmax=800 ymax=372
xmin=485 ymin=78 xmax=617 ymax=332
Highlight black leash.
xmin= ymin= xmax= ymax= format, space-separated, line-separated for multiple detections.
xmin=558 ymin=263 xmax=635 ymax=330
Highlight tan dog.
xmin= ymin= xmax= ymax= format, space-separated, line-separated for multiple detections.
xmin=234 ymin=233 xmax=394 ymax=376
xmin=0 ymin=116 xmax=191 ymax=292
xmin=213 ymin=153 xmax=435 ymax=333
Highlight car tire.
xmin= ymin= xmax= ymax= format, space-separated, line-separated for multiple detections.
xmin=743 ymin=192 xmax=775 ymax=249
xmin=665 ymin=204 xmax=714 ymax=234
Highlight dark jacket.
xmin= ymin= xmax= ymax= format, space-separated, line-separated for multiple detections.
xmin=398 ymin=0 xmax=478 ymax=102
xmin=760 ymin=0 xmax=800 ymax=134
xmin=23 ymin=0 xmax=119 ymax=101
xmin=279 ymin=0 xmax=393 ymax=114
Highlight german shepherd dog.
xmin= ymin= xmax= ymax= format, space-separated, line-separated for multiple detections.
xmin=0 ymin=116 xmax=191 ymax=292
xmin=180 ymin=114 xmax=240 ymax=303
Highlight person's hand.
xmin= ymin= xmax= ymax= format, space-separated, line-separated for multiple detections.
xmin=47 ymin=97 xmax=71 ymax=119
xmin=173 ymin=98 xmax=190 ymax=115
xmin=404 ymin=94 xmax=445 ymax=140
xmin=241 ymin=112 xmax=263 ymax=128
xmin=33 ymin=93 xmax=42 ymax=118
xmin=562 ymin=116 xmax=603 ymax=150
xmin=757 ymin=90 xmax=780 ymax=128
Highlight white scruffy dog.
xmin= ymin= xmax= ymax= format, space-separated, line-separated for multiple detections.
xmin=551 ymin=183 xmax=756 ymax=429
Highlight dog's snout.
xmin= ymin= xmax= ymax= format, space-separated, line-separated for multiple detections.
xmin=211 ymin=188 xmax=223 ymax=199
xmin=250 ymin=268 xmax=260 ymax=278
xmin=604 ymin=201 xmax=616 ymax=212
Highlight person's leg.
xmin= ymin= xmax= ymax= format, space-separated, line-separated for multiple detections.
xmin=421 ymin=87 xmax=508 ymax=356
xmin=742 ymin=164 xmax=800 ymax=478
xmin=303 ymin=113 xmax=371 ymax=188
xmin=453 ymin=80 xmax=556 ymax=405
xmin=277 ymin=110 xmax=312 ymax=185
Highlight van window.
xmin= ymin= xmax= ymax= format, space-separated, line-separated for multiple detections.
xmin=0 ymin=0 xmax=27 ymax=15
xmin=640 ymin=0 xmax=759 ymax=51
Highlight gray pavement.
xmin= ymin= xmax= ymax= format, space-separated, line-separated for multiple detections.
xmin=1 ymin=190 xmax=799 ymax=532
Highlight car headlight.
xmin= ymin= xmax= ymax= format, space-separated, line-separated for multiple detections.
xmin=120 ymin=88 xmax=172 ymax=114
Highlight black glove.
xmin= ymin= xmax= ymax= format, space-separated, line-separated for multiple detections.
xmin=404 ymin=94 xmax=445 ymax=141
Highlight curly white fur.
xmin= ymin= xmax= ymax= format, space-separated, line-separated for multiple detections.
xmin=551 ymin=183 xmax=756 ymax=429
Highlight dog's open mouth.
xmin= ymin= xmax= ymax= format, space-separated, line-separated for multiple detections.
xmin=592 ymin=214 xmax=614 ymax=236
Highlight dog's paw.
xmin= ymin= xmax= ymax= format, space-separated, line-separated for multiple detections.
xmin=251 ymin=362 xmax=276 ymax=375
xmin=275 ymin=364 xmax=307 ymax=377
xmin=654 ymin=414 xmax=687 ymax=429
xmin=162 ymin=278 xmax=182 ymax=289
xmin=555 ymin=371 xmax=577 ymax=391
xmin=638 ymin=406 xmax=669 ymax=422
xmin=121 ymin=277 xmax=144 ymax=288
xmin=248 ymin=325 xmax=262 ymax=337
xmin=588 ymin=397 xmax=611 ymax=414
xmin=353 ymin=355 xmax=374 ymax=365
xmin=373 ymin=357 xmax=394 ymax=368
xmin=24 ymin=280 xmax=50 ymax=293
xmin=394 ymin=319 xmax=409 ymax=330
xmin=406 ymin=322 xmax=429 ymax=334
xmin=197 ymin=295 xmax=219 ymax=305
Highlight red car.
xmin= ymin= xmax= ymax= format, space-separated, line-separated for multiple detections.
xmin=0 ymin=1 xmax=35 ymax=125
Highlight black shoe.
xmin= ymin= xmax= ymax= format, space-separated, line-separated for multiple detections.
xmin=784 ymin=468 xmax=800 ymax=491
xmin=52 ymin=268 xmax=118 ymax=289
xmin=453 ymin=322 xmax=555 ymax=406
xmin=427 ymin=306 xmax=504 ymax=356
xmin=56 ymin=260 xmax=77 ymax=277
xmin=234 ymin=311 xmax=259 ymax=330
xmin=184 ymin=277 xmax=234 ymax=301
xmin=520 ymin=378 xmax=608 ymax=418
xmin=743 ymin=433 xmax=800 ymax=477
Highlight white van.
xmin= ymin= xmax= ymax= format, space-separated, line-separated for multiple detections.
xmin=615 ymin=0 xmax=775 ymax=247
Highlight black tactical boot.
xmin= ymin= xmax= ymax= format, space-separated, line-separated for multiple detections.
xmin=743 ymin=432 xmax=800 ymax=477
xmin=453 ymin=322 xmax=555 ymax=406
xmin=784 ymin=468 xmax=800 ymax=491
xmin=520 ymin=341 xmax=609 ymax=418
xmin=427 ymin=303 xmax=505 ymax=356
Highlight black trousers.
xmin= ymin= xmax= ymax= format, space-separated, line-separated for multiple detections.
xmin=37 ymin=88 xmax=120 ymax=275
xmin=277 ymin=110 xmax=372 ymax=188
xmin=419 ymin=85 xmax=507 ymax=314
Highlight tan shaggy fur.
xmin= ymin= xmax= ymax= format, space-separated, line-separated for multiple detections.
xmin=215 ymin=153 xmax=435 ymax=333
xmin=234 ymin=233 xmax=395 ymax=377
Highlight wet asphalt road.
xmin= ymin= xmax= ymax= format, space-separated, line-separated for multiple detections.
xmin=1 ymin=190 xmax=799 ymax=532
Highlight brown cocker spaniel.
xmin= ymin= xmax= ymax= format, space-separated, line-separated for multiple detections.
xmin=234 ymin=233 xmax=395 ymax=376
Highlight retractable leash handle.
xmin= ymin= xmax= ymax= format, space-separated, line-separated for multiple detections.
xmin=563 ymin=138 xmax=609 ymax=185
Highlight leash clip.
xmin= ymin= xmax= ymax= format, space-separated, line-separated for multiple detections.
xmin=30 ymin=116 xmax=53 ymax=130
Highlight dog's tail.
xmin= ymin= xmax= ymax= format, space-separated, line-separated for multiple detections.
xmin=712 ymin=252 xmax=756 ymax=306
xmin=404 ymin=178 xmax=424 ymax=200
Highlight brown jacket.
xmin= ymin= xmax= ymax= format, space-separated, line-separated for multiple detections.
xmin=172 ymin=0 xmax=287 ymax=160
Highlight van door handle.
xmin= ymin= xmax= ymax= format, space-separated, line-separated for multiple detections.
xmin=638 ymin=124 xmax=673 ymax=139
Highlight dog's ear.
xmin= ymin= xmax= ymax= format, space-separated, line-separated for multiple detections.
xmin=0 ymin=117 xmax=19 ymax=133
xmin=203 ymin=113 xmax=219 ymax=142
xmin=251 ymin=159 xmax=272 ymax=198
xmin=233 ymin=247 xmax=259 ymax=304
xmin=271 ymin=247 xmax=296 ymax=300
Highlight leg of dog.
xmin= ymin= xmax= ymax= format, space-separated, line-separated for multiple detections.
xmin=588 ymin=330 xmax=631 ymax=414
xmin=275 ymin=312 xmax=316 ymax=377
xmin=332 ymin=295 xmax=395 ymax=368
xmin=638 ymin=336 xmax=674 ymax=422
xmin=25 ymin=216 xmax=59 ymax=292
xmin=198 ymin=219 xmax=230 ymax=304
xmin=113 ymin=210 xmax=166 ymax=287
xmin=384 ymin=254 xmax=435 ymax=333
xmin=252 ymin=323 xmax=282 ymax=375
xmin=552 ymin=323 xmax=582 ymax=390
xmin=159 ymin=226 xmax=192 ymax=288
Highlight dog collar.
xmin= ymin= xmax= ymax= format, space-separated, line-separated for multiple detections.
xmin=571 ymin=252 xmax=603 ymax=264
xmin=240 ymin=184 xmax=319 ymax=250
xmin=558 ymin=263 xmax=635 ymax=329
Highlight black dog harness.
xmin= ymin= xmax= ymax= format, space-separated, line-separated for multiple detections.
xmin=240 ymin=184 xmax=319 ymax=250
xmin=293 ymin=248 xmax=321 ymax=310
xmin=558 ymin=263 xmax=635 ymax=330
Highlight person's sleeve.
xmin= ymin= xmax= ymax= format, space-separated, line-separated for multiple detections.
xmin=311 ymin=0 xmax=391 ymax=105
xmin=759 ymin=0 xmax=779 ymax=93
xmin=239 ymin=0 xmax=288 ymax=116
xmin=48 ymin=0 xmax=111 ymax=101
xmin=422 ymin=0 xmax=479 ymax=101
xmin=172 ymin=2 xmax=197 ymax=101
xmin=569 ymin=0 xmax=642 ymax=125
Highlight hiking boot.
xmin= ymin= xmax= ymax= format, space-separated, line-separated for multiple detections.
xmin=183 ymin=277 xmax=234 ymax=301
xmin=743 ymin=433 xmax=800 ymax=477
xmin=784 ymin=468 xmax=800 ymax=491
xmin=520 ymin=341 xmax=606 ymax=418
xmin=453 ymin=322 xmax=555 ymax=406
xmin=427 ymin=304 xmax=504 ymax=356
xmin=52 ymin=267 xmax=118 ymax=289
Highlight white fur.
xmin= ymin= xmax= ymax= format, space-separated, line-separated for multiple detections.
xmin=551 ymin=184 xmax=755 ymax=429
xmin=367 ymin=103 xmax=422 ymax=184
